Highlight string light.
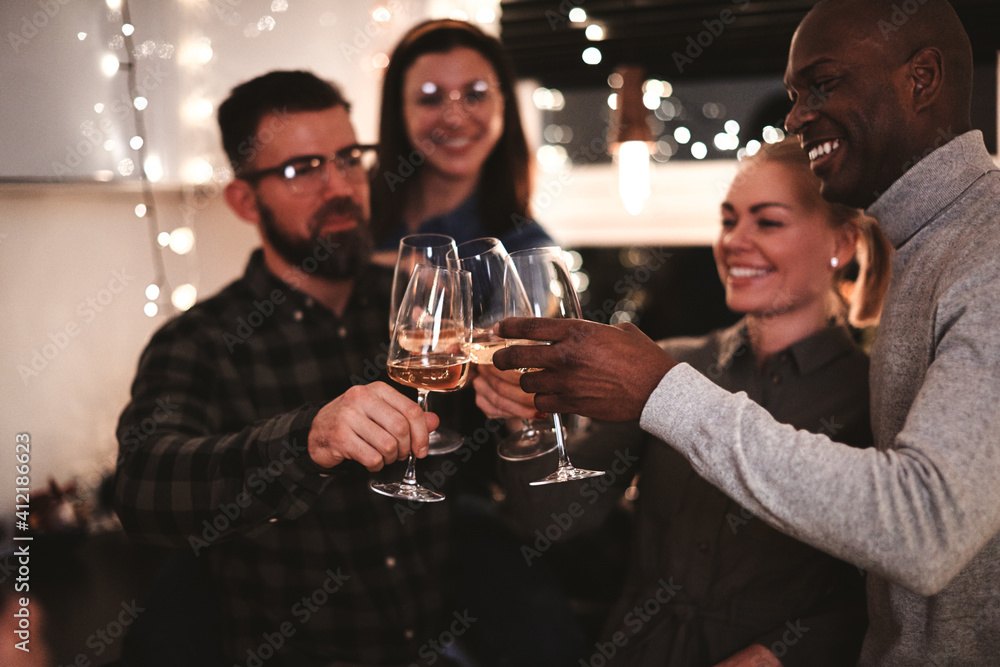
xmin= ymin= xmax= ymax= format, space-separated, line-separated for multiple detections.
xmin=110 ymin=0 xmax=187 ymax=318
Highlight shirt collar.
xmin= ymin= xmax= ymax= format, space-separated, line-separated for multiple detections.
xmin=715 ymin=318 xmax=859 ymax=376
xmin=241 ymin=248 xmax=389 ymax=318
xmin=867 ymin=130 xmax=998 ymax=249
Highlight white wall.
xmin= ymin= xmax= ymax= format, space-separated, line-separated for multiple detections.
xmin=0 ymin=184 xmax=258 ymax=528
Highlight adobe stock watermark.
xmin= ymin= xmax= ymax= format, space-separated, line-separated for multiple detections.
xmin=392 ymin=417 xmax=506 ymax=524
xmin=224 ymin=233 xmax=354 ymax=352
xmin=877 ymin=0 xmax=932 ymax=39
xmin=7 ymin=0 xmax=75 ymax=55
xmin=58 ymin=599 xmax=145 ymax=666
xmin=336 ymin=0 xmax=407 ymax=67
xmin=17 ymin=268 xmax=135 ymax=385
xmin=582 ymin=248 xmax=673 ymax=326
xmin=188 ymin=438 xmax=310 ymax=555
xmin=117 ymin=394 xmax=181 ymax=462
xmin=509 ymin=135 xmax=610 ymax=233
xmin=726 ymin=414 xmax=847 ymax=535
xmin=521 ymin=448 xmax=639 ymax=566
xmin=237 ymin=566 xmax=351 ymax=667
xmin=769 ymin=619 xmax=810 ymax=660
xmin=544 ymin=0 xmax=588 ymax=30
xmin=223 ymin=288 xmax=288 ymax=352
xmin=409 ymin=609 xmax=477 ymax=666
xmin=579 ymin=577 xmax=683 ymax=667
xmin=52 ymin=61 xmax=170 ymax=178
xmin=672 ymin=0 xmax=751 ymax=74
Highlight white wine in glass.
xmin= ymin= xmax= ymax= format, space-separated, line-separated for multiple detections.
xmin=453 ymin=238 xmax=558 ymax=460
xmin=372 ymin=264 xmax=473 ymax=502
xmin=504 ymin=247 xmax=605 ymax=484
xmin=389 ymin=234 xmax=466 ymax=455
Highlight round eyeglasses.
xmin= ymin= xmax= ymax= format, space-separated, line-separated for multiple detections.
xmin=238 ymin=144 xmax=378 ymax=195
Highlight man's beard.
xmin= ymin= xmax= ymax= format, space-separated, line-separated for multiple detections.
xmin=258 ymin=196 xmax=374 ymax=281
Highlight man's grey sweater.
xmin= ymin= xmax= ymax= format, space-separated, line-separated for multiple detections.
xmin=640 ymin=131 xmax=1000 ymax=664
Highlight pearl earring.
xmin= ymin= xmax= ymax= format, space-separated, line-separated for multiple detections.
xmin=830 ymin=257 xmax=839 ymax=268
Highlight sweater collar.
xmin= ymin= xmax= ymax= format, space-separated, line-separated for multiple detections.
xmin=867 ymin=130 xmax=997 ymax=249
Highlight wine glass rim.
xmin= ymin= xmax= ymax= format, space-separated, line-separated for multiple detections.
xmin=400 ymin=233 xmax=457 ymax=249
xmin=506 ymin=245 xmax=563 ymax=259
xmin=454 ymin=236 xmax=504 ymax=256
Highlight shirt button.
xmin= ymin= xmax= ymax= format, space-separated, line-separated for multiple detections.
xmin=771 ymin=374 xmax=781 ymax=384
xmin=337 ymin=325 xmax=348 ymax=338
xmin=697 ymin=541 xmax=710 ymax=553
xmin=385 ymin=556 xmax=397 ymax=568
xmin=293 ymin=310 xmax=304 ymax=322
xmin=268 ymin=517 xmax=278 ymax=523
xmin=404 ymin=629 xmax=414 ymax=640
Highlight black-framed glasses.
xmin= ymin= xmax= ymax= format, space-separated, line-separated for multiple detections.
xmin=239 ymin=144 xmax=378 ymax=194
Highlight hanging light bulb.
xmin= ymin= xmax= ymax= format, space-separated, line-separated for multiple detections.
xmin=607 ymin=65 xmax=653 ymax=216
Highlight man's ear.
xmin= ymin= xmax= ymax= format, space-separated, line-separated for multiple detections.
xmin=224 ymin=179 xmax=261 ymax=225
xmin=909 ymin=47 xmax=944 ymax=113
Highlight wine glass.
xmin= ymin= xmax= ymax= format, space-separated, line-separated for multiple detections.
xmin=504 ymin=247 xmax=605 ymax=485
xmin=452 ymin=238 xmax=559 ymax=461
xmin=372 ymin=264 xmax=473 ymax=502
xmin=390 ymin=234 xmax=466 ymax=455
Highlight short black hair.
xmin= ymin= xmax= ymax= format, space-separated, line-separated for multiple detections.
xmin=217 ymin=70 xmax=350 ymax=172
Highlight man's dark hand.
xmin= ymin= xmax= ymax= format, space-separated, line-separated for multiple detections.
xmin=493 ymin=318 xmax=677 ymax=422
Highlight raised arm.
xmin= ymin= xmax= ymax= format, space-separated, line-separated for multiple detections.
xmin=114 ymin=318 xmax=435 ymax=549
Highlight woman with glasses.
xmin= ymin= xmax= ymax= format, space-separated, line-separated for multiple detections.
xmin=369 ymin=19 xmax=555 ymax=263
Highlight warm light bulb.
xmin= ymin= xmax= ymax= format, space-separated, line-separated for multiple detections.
xmin=168 ymin=227 xmax=195 ymax=255
xmin=183 ymin=98 xmax=214 ymax=121
xmin=618 ymin=141 xmax=651 ymax=216
xmin=143 ymin=155 xmax=163 ymax=182
xmin=582 ymin=47 xmax=602 ymax=65
xmin=183 ymin=158 xmax=214 ymax=184
xmin=171 ymin=284 xmax=198 ymax=311
xmin=101 ymin=54 xmax=120 ymax=77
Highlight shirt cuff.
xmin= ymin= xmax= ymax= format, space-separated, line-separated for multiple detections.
xmin=261 ymin=403 xmax=340 ymax=492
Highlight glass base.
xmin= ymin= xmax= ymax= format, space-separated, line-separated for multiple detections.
xmin=370 ymin=480 xmax=445 ymax=502
xmin=529 ymin=465 xmax=605 ymax=486
xmin=427 ymin=427 xmax=464 ymax=456
xmin=498 ymin=428 xmax=559 ymax=461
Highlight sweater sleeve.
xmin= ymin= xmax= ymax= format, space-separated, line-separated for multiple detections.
xmin=113 ymin=318 xmax=338 ymax=549
xmin=640 ymin=302 xmax=1000 ymax=599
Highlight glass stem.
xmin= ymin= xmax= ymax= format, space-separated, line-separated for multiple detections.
xmin=552 ymin=412 xmax=571 ymax=469
xmin=402 ymin=389 xmax=430 ymax=486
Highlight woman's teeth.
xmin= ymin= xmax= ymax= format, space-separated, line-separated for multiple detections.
xmin=729 ymin=267 xmax=771 ymax=278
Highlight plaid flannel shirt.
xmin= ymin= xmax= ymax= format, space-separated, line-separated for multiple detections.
xmin=115 ymin=250 xmax=459 ymax=666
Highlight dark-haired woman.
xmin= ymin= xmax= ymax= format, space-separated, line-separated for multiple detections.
xmin=370 ymin=19 xmax=554 ymax=263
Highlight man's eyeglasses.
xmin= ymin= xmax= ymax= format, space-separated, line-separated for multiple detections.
xmin=239 ymin=144 xmax=378 ymax=195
